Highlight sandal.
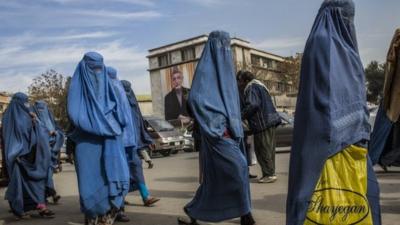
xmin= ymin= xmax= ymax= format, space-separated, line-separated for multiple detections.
xmin=15 ymin=213 xmax=31 ymax=220
xmin=143 ymin=197 xmax=160 ymax=207
xmin=108 ymin=208 xmax=118 ymax=224
xmin=115 ymin=212 xmax=130 ymax=222
xmin=38 ymin=208 xmax=55 ymax=218
xmin=85 ymin=216 xmax=98 ymax=225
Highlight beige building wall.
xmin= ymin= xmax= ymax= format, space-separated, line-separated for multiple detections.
xmin=0 ymin=94 xmax=10 ymax=120
xmin=138 ymin=101 xmax=153 ymax=116
xmin=149 ymin=70 xmax=163 ymax=117
xmin=147 ymin=35 xmax=298 ymax=118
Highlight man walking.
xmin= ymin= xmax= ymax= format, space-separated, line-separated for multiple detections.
xmin=238 ymin=71 xmax=281 ymax=183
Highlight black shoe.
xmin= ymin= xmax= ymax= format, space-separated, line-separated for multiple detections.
xmin=249 ymin=174 xmax=257 ymax=179
xmin=66 ymin=158 xmax=74 ymax=165
xmin=177 ymin=217 xmax=199 ymax=225
xmin=241 ymin=212 xmax=256 ymax=225
xmin=115 ymin=212 xmax=130 ymax=222
xmin=379 ymin=164 xmax=388 ymax=172
xmin=148 ymin=161 xmax=154 ymax=169
xmin=52 ymin=195 xmax=61 ymax=204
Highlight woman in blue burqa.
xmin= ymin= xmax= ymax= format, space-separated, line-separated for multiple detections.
xmin=33 ymin=100 xmax=64 ymax=204
xmin=67 ymin=52 xmax=130 ymax=225
xmin=286 ymin=1 xmax=381 ymax=224
xmin=1 ymin=92 xmax=55 ymax=218
xmin=121 ymin=80 xmax=155 ymax=169
xmin=119 ymin=79 xmax=160 ymax=206
xmin=177 ymin=31 xmax=255 ymax=225
xmin=369 ymin=29 xmax=400 ymax=171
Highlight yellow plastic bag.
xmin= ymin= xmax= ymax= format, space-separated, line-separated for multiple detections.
xmin=304 ymin=145 xmax=373 ymax=225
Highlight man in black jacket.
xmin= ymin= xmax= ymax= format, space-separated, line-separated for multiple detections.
xmin=238 ymin=71 xmax=281 ymax=183
xmin=164 ymin=67 xmax=190 ymax=121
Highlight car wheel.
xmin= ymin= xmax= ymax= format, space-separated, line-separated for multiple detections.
xmin=183 ymin=148 xmax=193 ymax=153
xmin=171 ymin=149 xmax=179 ymax=154
xmin=160 ymin=149 xmax=171 ymax=157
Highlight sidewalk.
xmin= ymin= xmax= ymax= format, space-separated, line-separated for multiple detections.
xmin=0 ymin=152 xmax=399 ymax=225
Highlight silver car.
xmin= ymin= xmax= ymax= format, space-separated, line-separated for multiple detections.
xmin=143 ymin=116 xmax=185 ymax=157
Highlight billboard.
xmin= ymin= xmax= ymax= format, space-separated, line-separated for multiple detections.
xmin=161 ymin=63 xmax=196 ymax=124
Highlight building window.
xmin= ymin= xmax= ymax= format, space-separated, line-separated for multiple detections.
xmin=181 ymin=47 xmax=195 ymax=61
xmin=277 ymin=82 xmax=286 ymax=92
xmin=259 ymin=58 xmax=267 ymax=68
xmin=286 ymin=85 xmax=292 ymax=93
xmin=251 ymin=55 xmax=261 ymax=67
xmin=158 ymin=54 xmax=170 ymax=67
xmin=252 ymin=56 xmax=276 ymax=69
xmin=261 ymin=58 xmax=274 ymax=69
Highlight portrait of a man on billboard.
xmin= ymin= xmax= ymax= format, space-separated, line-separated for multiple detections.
xmin=164 ymin=66 xmax=190 ymax=122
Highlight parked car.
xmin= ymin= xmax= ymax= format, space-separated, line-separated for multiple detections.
xmin=177 ymin=112 xmax=294 ymax=151
xmin=166 ymin=119 xmax=196 ymax=152
xmin=276 ymin=112 xmax=294 ymax=147
xmin=182 ymin=128 xmax=195 ymax=152
xmin=143 ymin=116 xmax=185 ymax=157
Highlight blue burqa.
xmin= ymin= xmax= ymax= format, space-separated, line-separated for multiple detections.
xmin=120 ymin=80 xmax=153 ymax=193
xmin=107 ymin=67 xmax=137 ymax=148
xmin=67 ymin=52 xmax=129 ymax=218
xmin=33 ymin=100 xmax=65 ymax=195
xmin=1 ymin=93 xmax=51 ymax=216
xmin=369 ymin=104 xmax=393 ymax=165
xmin=185 ymin=30 xmax=251 ymax=222
xmin=286 ymin=1 xmax=381 ymax=224
xmin=121 ymin=80 xmax=154 ymax=150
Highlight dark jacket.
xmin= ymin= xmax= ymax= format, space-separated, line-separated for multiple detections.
xmin=164 ymin=87 xmax=190 ymax=121
xmin=0 ymin=126 xmax=8 ymax=181
xmin=241 ymin=80 xmax=281 ymax=134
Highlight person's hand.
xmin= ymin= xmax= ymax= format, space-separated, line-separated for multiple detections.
xmin=178 ymin=114 xmax=188 ymax=119
xmin=29 ymin=112 xmax=37 ymax=120
xmin=29 ymin=112 xmax=37 ymax=126
xmin=178 ymin=115 xmax=191 ymax=124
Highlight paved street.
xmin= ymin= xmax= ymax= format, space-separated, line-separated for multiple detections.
xmin=1 ymin=150 xmax=399 ymax=225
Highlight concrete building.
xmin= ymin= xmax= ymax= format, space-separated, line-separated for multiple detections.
xmin=137 ymin=95 xmax=153 ymax=116
xmin=147 ymin=34 xmax=297 ymax=118
xmin=0 ymin=92 xmax=10 ymax=122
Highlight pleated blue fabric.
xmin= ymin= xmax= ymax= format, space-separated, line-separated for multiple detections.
xmin=33 ymin=100 xmax=65 ymax=194
xmin=67 ymin=52 xmax=129 ymax=218
xmin=184 ymin=30 xmax=251 ymax=222
xmin=286 ymin=1 xmax=381 ymax=224
xmin=2 ymin=93 xmax=51 ymax=216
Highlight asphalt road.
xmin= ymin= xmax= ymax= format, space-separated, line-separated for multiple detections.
xmin=0 ymin=150 xmax=399 ymax=225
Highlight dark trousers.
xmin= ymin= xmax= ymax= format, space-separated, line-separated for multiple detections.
xmin=253 ymin=127 xmax=276 ymax=177
xmin=381 ymin=121 xmax=400 ymax=166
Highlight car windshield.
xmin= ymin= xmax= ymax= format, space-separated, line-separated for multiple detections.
xmin=148 ymin=118 xmax=175 ymax=132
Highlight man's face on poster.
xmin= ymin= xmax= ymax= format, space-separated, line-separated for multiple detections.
xmin=172 ymin=72 xmax=183 ymax=90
